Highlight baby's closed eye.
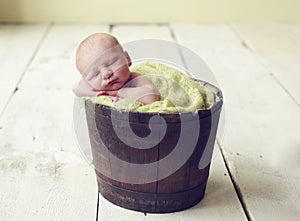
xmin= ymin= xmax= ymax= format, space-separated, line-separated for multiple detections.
xmin=106 ymin=58 xmax=118 ymax=67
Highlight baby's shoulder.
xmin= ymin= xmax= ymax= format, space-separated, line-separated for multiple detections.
xmin=130 ymin=72 xmax=141 ymax=79
xmin=133 ymin=73 xmax=153 ymax=86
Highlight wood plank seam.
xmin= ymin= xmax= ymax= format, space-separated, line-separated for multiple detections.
xmin=14 ymin=23 xmax=52 ymax=88
xmin=204 ymin=24 xmax=254 ymax=220
xmin=96 ymin=191 xmax=100 ymax=221
xmin=229 ymin=24 xmax=300 ymax=109
xmin=218 ymin=139 xmax=252 ymax=221
xmin=268 ymin=72 xmax=300 ymax=108
xmin=168 ymin=25 xmax=190 ymax=75
xmin=0 ymin=23 xmax=51 ymax=119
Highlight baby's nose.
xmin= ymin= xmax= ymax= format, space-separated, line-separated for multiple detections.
xmin=103 ymin=69 xmax=113 ymax=80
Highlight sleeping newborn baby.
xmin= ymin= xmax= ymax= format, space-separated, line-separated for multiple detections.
xmin=72 ymin=33 xmax=160 ymax=104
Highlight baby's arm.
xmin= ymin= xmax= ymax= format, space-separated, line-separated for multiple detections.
xmin=117 ymin=86 xmax=158 ymax=104
xmin=72 ymin=78 xmax=99 ymax=97
xmin=96 ymin=75 xmax=159 ymax=104
xmin=117 ymin=76 xmax=160 ymax=104
xmin=97 ymin=86 xmax=158 ymax=104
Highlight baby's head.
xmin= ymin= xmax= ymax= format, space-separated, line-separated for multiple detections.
xmin=76 ymin=33 xmax=132 ymax=91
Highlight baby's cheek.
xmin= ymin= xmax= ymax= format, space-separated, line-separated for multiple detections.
xmin=90 ymin=79 xmax=102 ymax=90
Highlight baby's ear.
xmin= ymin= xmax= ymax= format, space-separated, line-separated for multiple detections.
xmin=124 ymin=51 xmax=132 ymax=66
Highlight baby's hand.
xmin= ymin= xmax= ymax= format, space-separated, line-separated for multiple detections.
xmin=72 ymin=78 xmax=99 ymax=97
xmin=97 ymin=90 xmax=118 ymax=96
xmin=97 ymin=90 xmax=119 ymax=102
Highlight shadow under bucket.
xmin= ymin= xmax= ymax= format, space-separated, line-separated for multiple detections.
xmin=85 ymin=80 xmax=223 ymax=213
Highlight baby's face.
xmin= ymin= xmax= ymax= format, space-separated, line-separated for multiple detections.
xmin=82 ymin=45 xmax=131 ymax=91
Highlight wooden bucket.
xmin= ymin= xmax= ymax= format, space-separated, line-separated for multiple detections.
xmin=85 ymin=81 xmax=223 ymax=213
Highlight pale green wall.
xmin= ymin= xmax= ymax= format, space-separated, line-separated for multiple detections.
xmin=0 ymin=0 xmax=299 ymax=23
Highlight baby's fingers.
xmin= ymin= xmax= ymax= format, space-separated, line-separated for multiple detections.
xmin=97 ymin=91 xmax=107 ymax=96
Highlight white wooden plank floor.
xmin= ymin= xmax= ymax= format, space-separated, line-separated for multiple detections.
xmin=0 ymin=23 xmax=299 ymax=221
